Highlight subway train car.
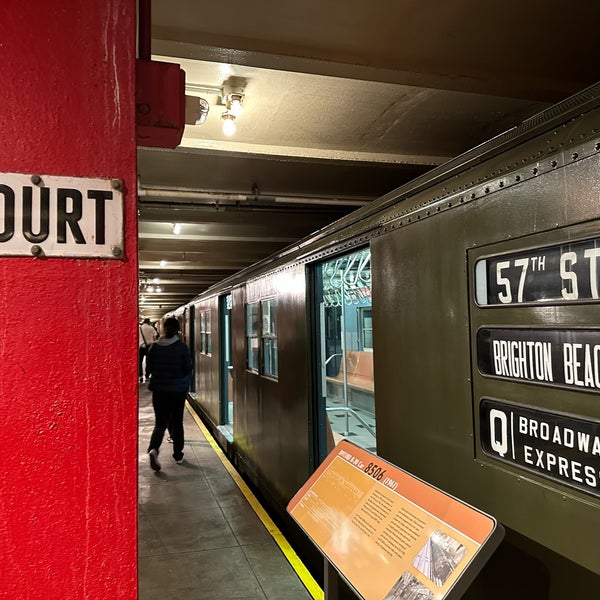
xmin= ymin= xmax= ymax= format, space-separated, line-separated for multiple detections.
xmin=181 ymin=82 xmax=600 ymax=597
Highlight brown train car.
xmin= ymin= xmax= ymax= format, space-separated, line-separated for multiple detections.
xmin=181 ymin=82 xmax=600 ymax=598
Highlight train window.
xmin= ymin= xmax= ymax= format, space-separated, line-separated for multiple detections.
xmin=358 ymin=307 xmax=373 ymax=351
xmin=261 ymin=299 xmax=278 ymax=378
xmin=199 ymin=310 xmax=211 ymax=355
xmin=315 ymin=247 xmax=376 ymax=457
xmin=246 ymin=302 xmax=260 ymax=372
xmin=199 ymin=311 xmax=205 ymax=353
xmin=206 ymin=311 xmax=211 ymax=355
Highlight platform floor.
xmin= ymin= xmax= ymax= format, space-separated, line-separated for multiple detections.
xmin=138 ymin=385 xmax=315 ymax=599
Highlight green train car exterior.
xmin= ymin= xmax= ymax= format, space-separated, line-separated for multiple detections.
xmin=183 ymin=83 xmax=600 ymax=598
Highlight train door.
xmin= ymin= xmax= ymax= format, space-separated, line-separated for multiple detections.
xmin=313 ymin=247 xmax=376 ymax=464
xmin=186 ymin=305 xmax=195 ymax=393
xmin=219 ymin=293 xmax=233 ymax=433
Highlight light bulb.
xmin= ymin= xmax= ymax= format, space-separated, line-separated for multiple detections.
xmin=173 ymin=223 xmax=182 ymax=235
xmin=222 ymin=113 xmax=236 ymax=136
xmin=228 ymin=97 xmax=242 ymax=117
xmin=159 ymin=260 xmax=167 ymax=267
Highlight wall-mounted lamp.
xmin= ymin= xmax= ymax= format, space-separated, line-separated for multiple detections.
xmin=196 ymin=97 xmax=210 ymax=125
xmin=184 ymin=95 xmax=211 ymax=126
xmin=221 ymin=112 xmax=237 ymax=136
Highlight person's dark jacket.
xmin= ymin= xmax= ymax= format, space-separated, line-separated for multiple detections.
xmin=146 ymin=337 xmax=192 ymax=393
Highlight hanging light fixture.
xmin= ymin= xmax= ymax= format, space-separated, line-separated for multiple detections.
xmin=185 ymin=79 xmax=246 ymax=135
xmin=221 ymin=112 xmax=236 ymax=136
xmin=220 ymin=82 xmax=245 ymax=136
xmin=225 ymin=92 xmax=243 ymax=117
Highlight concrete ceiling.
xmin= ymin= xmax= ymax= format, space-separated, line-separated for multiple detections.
xmin=138 ymin=0 xmax=599 ymax=320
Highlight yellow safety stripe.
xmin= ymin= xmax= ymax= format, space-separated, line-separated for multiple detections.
xmin=186 ymin=402 xmax=324 ymax=600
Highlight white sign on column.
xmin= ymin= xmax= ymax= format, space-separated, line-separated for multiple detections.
xmin=0 ymin=172 xmax=124 ymax=258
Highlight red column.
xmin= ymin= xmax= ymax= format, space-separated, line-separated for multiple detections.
xmin=0 ymin=1 xmax=138 ymax=598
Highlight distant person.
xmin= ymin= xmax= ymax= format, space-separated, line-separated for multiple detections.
xmin=138 ymin=318 xmax=157 ymax=383
xmin=146 ymin=317 xmax=192 ymax=471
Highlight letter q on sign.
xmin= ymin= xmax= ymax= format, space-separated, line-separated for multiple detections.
xmin=489 ymin=409 xmax=509 ymax=457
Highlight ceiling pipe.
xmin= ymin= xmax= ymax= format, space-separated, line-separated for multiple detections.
xmin=137 ymin=187 xmax=371 ymax=207
xmin=139 ymin=188 xmax=245 ymax=201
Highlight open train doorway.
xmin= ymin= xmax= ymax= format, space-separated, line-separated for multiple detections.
xmin=219 ymin=293 xmax=233 ymax=435
xmin=314 ymin=247 xmax=376 ymax=464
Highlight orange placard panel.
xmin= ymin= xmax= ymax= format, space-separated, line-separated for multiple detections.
xmin=288 ymin=441 xmax=503 ymax=600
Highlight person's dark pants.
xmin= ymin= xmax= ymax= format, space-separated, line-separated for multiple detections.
xmin=138 ymin=345 xmax=149 ymax=378
xmin=147 ymin=390 xmax=186 ymax=461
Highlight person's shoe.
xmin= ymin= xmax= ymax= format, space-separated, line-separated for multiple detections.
xmin=167 ymin=436 xmax=173 ymax=443
xmin=149 ymin=449 xmax=161 ymax=471
xmin=174 ymin=454 xmax=184 ymax=464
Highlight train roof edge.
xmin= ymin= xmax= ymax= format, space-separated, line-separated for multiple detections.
xmin=176 ymin=80 xmax=600 ymax=312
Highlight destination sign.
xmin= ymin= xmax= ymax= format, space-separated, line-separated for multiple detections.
xmin=480 ymin=399 xmax=600 ymax=498
xmin=0 ymin=172 xmax=124 ymax=258
xmin=477 ymin=328 xmax=600 ymax=392
xmin=475 ymin=237 xmax=600 ymax=305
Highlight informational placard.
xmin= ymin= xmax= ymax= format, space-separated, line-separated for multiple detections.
xmin=477 ymin=327 xmax=600 ymax=392
xmin=481 ymin=398 xmax=600 ymax=498
xmin=287 ymin=441 xmax=503 ymax=600
xmin=474 ymin=236 xmax=600 ymax=305
xmin=0 ymin=172 xmax=124 ymax=258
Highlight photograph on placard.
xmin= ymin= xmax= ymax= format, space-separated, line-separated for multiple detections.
xmin=384 ymin=570 xmax=433 ymax=600
xmin=412 ymin=530 xmax=468 ymax=587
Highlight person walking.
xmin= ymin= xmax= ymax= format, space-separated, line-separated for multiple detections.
xmin=146 ymin=317 xmax=192 ymax=471
xmin=138 ymin=318 xmax=157 ymax=383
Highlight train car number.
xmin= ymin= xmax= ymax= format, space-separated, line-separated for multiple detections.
xmin=364 ymin=461 xmax=387 ymax=481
